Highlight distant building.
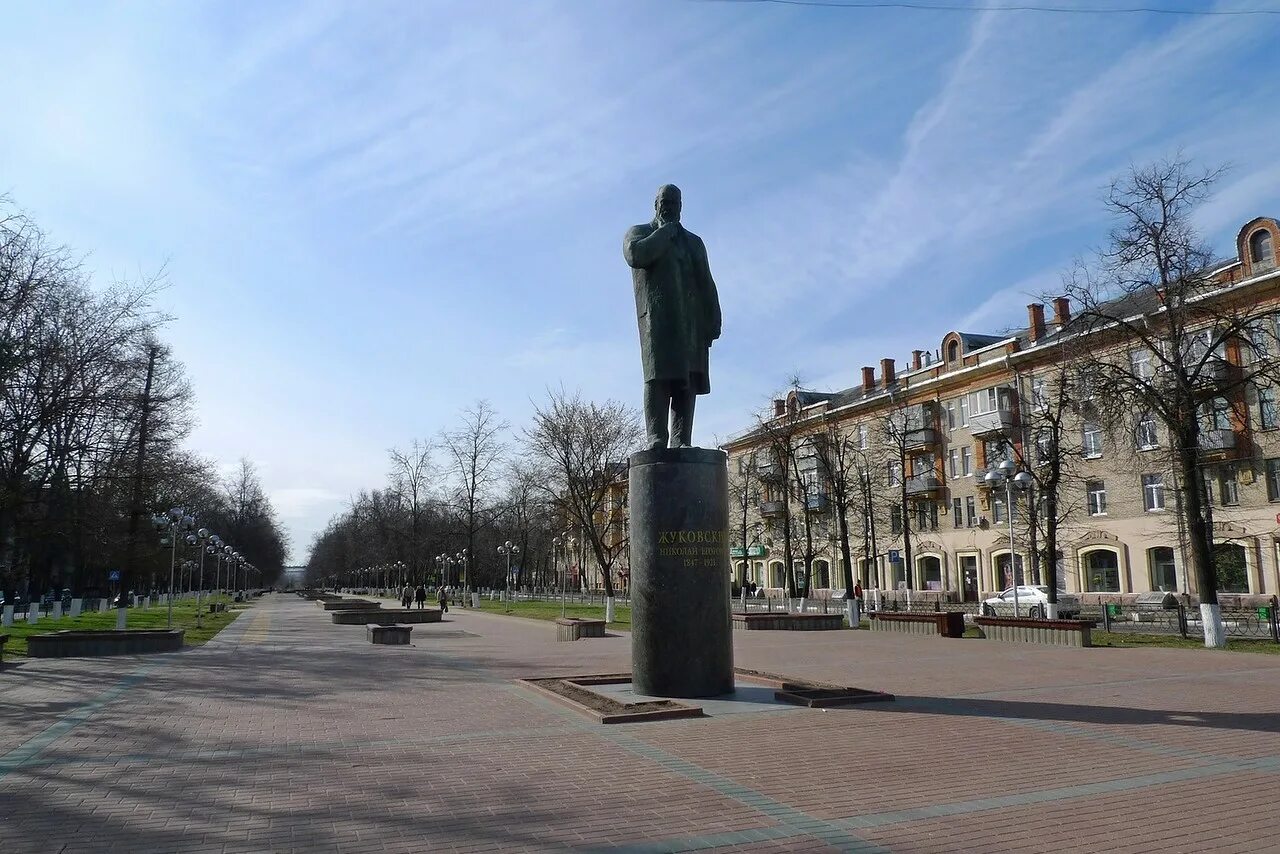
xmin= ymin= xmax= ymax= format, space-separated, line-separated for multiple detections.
xmin=722 ymin=216 xmax=1280 ymax=604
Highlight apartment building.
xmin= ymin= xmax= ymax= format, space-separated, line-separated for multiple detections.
xmin=722 ymin=215 xmax=1280 ymax=603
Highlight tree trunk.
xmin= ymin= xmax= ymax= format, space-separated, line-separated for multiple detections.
xmin=1177 ymin=415 xmax=1224 ymax=647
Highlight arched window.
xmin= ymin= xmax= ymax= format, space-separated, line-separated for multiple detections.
xmin=994 ymin=552 xmax=1024 ymax=589
xmin=1250 ymin=230 xmax=1274 ymax=267
xmin=1149 ymin=547 xmax=1177 ymax=591
xmin=917 ymin=555 xmax=942 ymax=590
xmin=1214 ymin=543 xmax=1249 ymax=593
xmin=948 ymin=340 xmax=960 ymax=362
xmin=769 ymin=561 xmax=785 ymax=588
xmin=1083 ymin=549 xmax=1120 ymax=592
xmin=813 ymin=559 xmax=830 ymax=589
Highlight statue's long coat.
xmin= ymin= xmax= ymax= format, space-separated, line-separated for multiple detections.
xmin=623 ymin=221 xmax=722 ymax=394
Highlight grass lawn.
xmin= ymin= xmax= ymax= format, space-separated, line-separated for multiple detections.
xmin=1092 ymin=630 xmax=1280 ymax=654
xmin=1 ymin=596 xmax=248 ymax=657
xmin=472 ymin=598 xmax=632 ymax=628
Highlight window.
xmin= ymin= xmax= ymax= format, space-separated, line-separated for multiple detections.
xmin=961 ymin=446 xmax=972 ymax=476
xmin=890 ymin=505 xmax=902 ymax=535
xmin=952 ymin=497 xmax=963 ymax=528
xmin=945 ymin=401 xmax=956 ymax=430
xmin=992 ymin=495 xmax=1007 ymax=524
xmin=1031 ymin=377 xmax=1048 ymax=411
xmin=1261 ymin=386 xmax=1279 ymax=430
xmin=1087 ymin=480 xmax=1107 ymax=516
xmin=1077 ymin=367 xmax=1096 ymax=400
xmin=1267 ymin=458 xmax=1280 ymax=502
xmin=985 ymin=438 xmax=1011 ymax=467
xmin=1084 ymin=550 xmax=1120 ymax=593
xmin=857 ymin=424 xmax=869 ymax=450
xmin=1135 ymin=412 xmax=1158 ymax=450
xmin=965 ymin=495 xmax=977 ymax=527
xmin=1142 ymin=473 xmax=1165 ymax=511
xmin=887 ymin=460 xmax=901 ymax=486
xmin=1215 ymin=543 xmax=1249 ymax=593
xmin=968 ymin=387 xmax=1001 ymax=415
xmin=959 ymin=396 xmax=969 ymax=426
xmin=1201 ymin=396 xmax=1232 ymax=431
xmin=948 ymin=340 xmax=960 ymax=362
xmin=915 ymin=501 xmax=938 ymax=532
xmin=1034 ymin=430 xmax=1053 ymax=466
xmin=1149 ymin=547 xmax=1177 ymax=592
xmin=995 ymin=552 xmax=1024 ymax=588
xmin=948 ymin=448 xmax=960 ymax=478
xmin=1129 ymin=348 xmax=1153 ymax=380
xmin=918 ymin=556 xmax=942 ymax=591
xmin=1250 ymin=229 xmax=1274 ymax=267
xmin=1082 ymin=422 xmax=1103 ymax=458
xmin=1217 ymin=465 xmax=1239 ymax=506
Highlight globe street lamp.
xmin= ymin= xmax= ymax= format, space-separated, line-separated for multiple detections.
xmin=984 ymin=460 xmax=1033 ymax=618
xmin=497 ymin=541 xmax=519 ymax=604
xmin=153 ymin=507 xmax=194 ymax=628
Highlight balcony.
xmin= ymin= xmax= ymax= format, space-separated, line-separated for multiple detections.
xmin=968 ymin=409 xmax=1015 ymax=437
xmin=757 ymin=461 xmax=784 ymax=482
xmin=904 ymin=427 xmax=938 ymax=451
xmin=1198 ymin=428 xmax=1236 ymax=456
xmin=759 ymin=500 xmax=787 ymax=518
xmin=905 ymin=472 xmax=942 ymax=496
xmin=805 ymin=493 xmax=830 ymax=513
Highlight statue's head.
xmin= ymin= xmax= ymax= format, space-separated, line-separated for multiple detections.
xmin=654 ymin=184 xmax=682 ymax=224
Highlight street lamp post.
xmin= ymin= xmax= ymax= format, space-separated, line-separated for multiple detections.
xmin=153 ymin=508 xmax=194 ymax=629
xmin=984 ymin=459 xmax=1033 ymax=618
xmin=497 ymin=541 xmax=519 ymax=604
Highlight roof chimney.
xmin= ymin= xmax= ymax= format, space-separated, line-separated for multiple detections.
xmin=881 ymin=357 xmax=896 ymax=387
xmin=861 ymin=366 xmax=875 ymax=392
xmin=1052 ymin=296 xmax=1071 ymax=328
xmin=911 ymin=350 xmax=924 ymax=370
xmin=773 ymin=398 xmax=786 ymax=417
xmin=1027 ymin=303 xmax=1046 ymax=342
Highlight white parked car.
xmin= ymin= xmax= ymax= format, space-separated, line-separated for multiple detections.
xmin=981 ymin=586 xmax=1079 ymax=619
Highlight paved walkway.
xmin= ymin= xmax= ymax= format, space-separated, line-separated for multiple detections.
xmin=2 ymin=595 xmax=1277 ymax=853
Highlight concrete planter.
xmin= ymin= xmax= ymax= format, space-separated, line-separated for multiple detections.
xmin=27 ymin=629 xmax=184 ymax=658
xmin=731 ymin=613 xmax=844 ymax=631
xmin=331 ymin=608 xmax=442 ymax=625
xmin=869 ymin=611 xmax=966 ymax=638
xmin=367 ymin=624 xmax=413 ymax=644
xmin=555 ymin=617 xmax=607 ymax=641
xmin=319 ymin=599 xmax=380 ymax=611
xmin=975 ymin=616 xmax=1094 ymax=648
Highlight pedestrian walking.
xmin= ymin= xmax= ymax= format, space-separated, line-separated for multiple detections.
xmin=437 ymin=585 xmax=449 ymax=614
xmin=414 ymin=583 xmax=427 ymax=609
xmin=400 ymin=584 xmax=412 ymax=609
xmin=853 ymin=581 xmax=864 ymax=611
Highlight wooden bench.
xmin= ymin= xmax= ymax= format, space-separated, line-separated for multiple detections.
xmin=556 ymin=617 xmax=607 ymax=641
xmin=975 ymin=616 xmax=1095 ymax=648
xmin=869 ymin=611 xmax=966 ymax=638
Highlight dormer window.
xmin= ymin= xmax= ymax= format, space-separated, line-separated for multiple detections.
xmin=1250 ymin=229 xmax=1274 ymax=270
xmin=947 ymin=340 xmax=960 ymax=362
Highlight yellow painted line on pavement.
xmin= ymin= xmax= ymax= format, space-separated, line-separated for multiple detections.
xmin=241 ymin=610 xmax=271 ymax=644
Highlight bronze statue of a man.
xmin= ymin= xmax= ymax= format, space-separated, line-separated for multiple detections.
xmin=624 ymin=184 xmax=722 ymax=450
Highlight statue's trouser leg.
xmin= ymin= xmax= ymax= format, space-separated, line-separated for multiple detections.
xmin=643 ymin=381 xmax=671 ymax=449
xmin=670 ymin=384 xmax=696 ymax=447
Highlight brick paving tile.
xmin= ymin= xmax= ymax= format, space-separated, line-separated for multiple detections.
xmin=2 ymin=595 xmax=1278 ymax=853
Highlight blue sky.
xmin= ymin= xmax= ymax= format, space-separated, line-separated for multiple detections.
xmin=3 ymin=1 xmax=1279 ymax=562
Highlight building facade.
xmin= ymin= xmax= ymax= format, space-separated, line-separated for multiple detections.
xmin=723 ymin=216 xmax=1280 ymax=604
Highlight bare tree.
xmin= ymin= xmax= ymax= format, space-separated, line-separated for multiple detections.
xmin=388 ymin=439 xmax=434 ymax=584
xmin=441 ymin=400 xmax=507 ymax=595
xmin=811 ymin=415 xmax=862 ymax=612
xmin=522 ymin=388 xmax=641 ymax=616
xmin=1064 ymin=156 xmax=1279 ymax=646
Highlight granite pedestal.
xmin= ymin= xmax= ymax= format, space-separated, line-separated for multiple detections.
xmin=628 ymin=447 xmax=733 ymax=698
